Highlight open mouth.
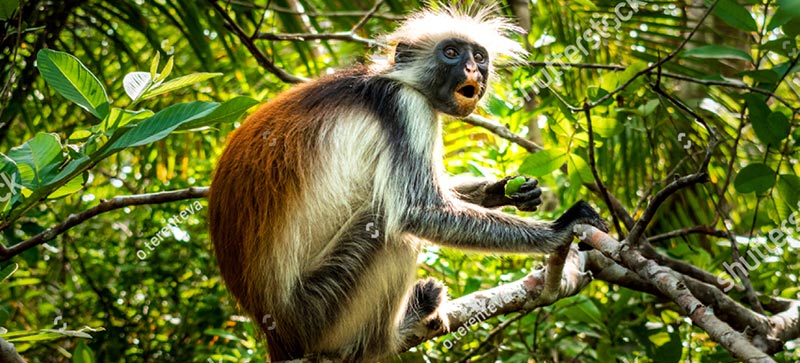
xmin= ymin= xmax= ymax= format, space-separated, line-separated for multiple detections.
xmin=456 ymin=84 xmax=477 ymax=99
xmin=455 ymin=81 xmax=479 ymax=100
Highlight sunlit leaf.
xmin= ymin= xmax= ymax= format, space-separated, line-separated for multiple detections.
xmin=36 ymin=49 xmax=109 ymax=119
xmin=518 ymin=149 xmax=567 ymax=176
xmin=142 ymin=72 xmax=223 ymax=99
xmin=7 ymin=133 xmax=65 ymax=188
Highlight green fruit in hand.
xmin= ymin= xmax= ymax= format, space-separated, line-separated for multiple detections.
xmin=504 ymin=176 xmax=527 ymax=196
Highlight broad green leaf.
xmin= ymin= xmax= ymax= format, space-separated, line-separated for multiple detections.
xmin=48 ymin=173 xmax=85 ymax=199
xmin=768 ymin=4 xmax=797 ymax=30
xmin=776 ymin=174 xmax=800 ymax=220
xmin=567 ymin=153 xmax=594 ymax=185
xmin=142 ymin=72 xmax=223 ymax=99
xmin=784 ymin=17 xmax=800 ymax=37
xmin=73 ymin=341 xmax=96 ymax=363
xmin=8 ymin=133 xmax=65 ymax=188
xmin=682 ymin=45 xmax=753 ymax=62
xmin=745 ymin=94 xmax=770 ymax=122
xmin=100 ymin=108 xmax=155 ymax=133
xmin=734 ymin=163 xmax=775 ymax=194
xmin=776 ymin=0 xmax=800 ymax=17
xmin=102 ymin=101 xmax=218 ymax=156
xmin=518 ymin=149 xmax=567 ymax=176
xmin=753 ymin=112 xmax=790 ymax=146
xmin=581 ymin=116 xmax=621 ymax=137
xmin=177 ymin=96 xmax=258 ymax=130
xmin=0 ymin=0 xmax=18 ymax=20
xmin=713 ymin=0 xmax=758 ymax=32
xmin=36 ymin=49 xmax=109 ymax=119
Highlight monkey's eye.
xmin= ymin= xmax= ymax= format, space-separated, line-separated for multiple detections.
xmin=474 ymin=52 xmax=486 ymax=64
xmin=443 ymin=46 xmax=459 ymax=59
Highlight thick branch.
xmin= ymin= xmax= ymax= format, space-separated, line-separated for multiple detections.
xmin=576 ymin=224 xmax=776 ymax=363
xmin=400 ymin=245 xmax=591 ymax=350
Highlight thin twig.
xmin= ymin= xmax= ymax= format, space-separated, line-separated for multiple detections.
xmin=583 ymin=101 xmax=624 ymax=238
xmin=207 ymin=0 xmax=306 ymax=84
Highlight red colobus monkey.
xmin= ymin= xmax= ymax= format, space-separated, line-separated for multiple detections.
xmin=209 ymin=6 xmax=608 ymax=362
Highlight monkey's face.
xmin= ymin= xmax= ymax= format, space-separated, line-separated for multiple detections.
xmin=396 ymin=38 xmax=490 ymax=117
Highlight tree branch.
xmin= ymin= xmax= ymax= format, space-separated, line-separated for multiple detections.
xmin=0 ymin=187 xmax=208 ymax=261
xmin=207 ymin=0 xmax=306 ymax=84
xmin=576 ymin=224 xmax=777 ymax=363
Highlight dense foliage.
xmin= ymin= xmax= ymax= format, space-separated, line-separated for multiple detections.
xmin=0 ymin=0 xmax=798 ymax=362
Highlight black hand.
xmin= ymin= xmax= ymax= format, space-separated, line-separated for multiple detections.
xmin=507 ymin=177 xmax=542 ymax=212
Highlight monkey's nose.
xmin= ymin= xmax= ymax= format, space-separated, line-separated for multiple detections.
xmin=465 ymin=60 xmax=477 ymax=73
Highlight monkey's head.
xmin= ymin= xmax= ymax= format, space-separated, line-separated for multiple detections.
xmin=381 ymin=6 xmax=527 ymax=117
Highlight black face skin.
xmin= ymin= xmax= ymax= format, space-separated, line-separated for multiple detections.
xmin=394 ymin=38 xmax=490 ymax=117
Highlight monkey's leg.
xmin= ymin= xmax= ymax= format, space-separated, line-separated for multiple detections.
xmin=275 ymin=213 xmax=417 ymax=361
xmin=399 ymin=278 xmax=449 ymax=342
xmin=450 ymin=176 xmax=542 ymax=211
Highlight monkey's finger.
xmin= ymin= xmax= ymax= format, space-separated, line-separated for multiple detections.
xmin=517 ymin=198 xmax=542 ymax=212
xmin=509 ymin=187 xmax=542 ymax=201
xmin=517 ymin=178 xmax=539 ymax=191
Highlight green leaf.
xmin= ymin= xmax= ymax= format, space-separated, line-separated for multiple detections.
xmin=776 ymin=0 xmax=800 ymax=17
xmin=149 ymin=51 xmax=160 ymax=79
xmin=682 ymin=45 xmax=753 ymax=62
xmin=48 ymin=173 xmax=85 ymax=199
xmin=568 ymin=153 xmax=594 ymax=185
xmin=738 ymin=69 xmax=780 ymax=83
xmin=748 ymin=92 xmax=789 ymax=146
xmin=734 ymin=163 xmax=776 ymax=194
xmin=518 ymin=149 xmax=567 ymax=177
xmin=100 ymin=108 xmax=154 ymax=133
xmin=36 ymin=49 xmax=109 ymax=119
xmin=776 ymin=174 xmax=800 ymax=220
xmin=753 ymin=112 xmax=790 ymax=146
xmin=0 ymin=263 xmax=18 ymax=282
xmin=7 ymin=133 xmax=65 ymax=188
xmin=177 ymin=96 xmax=258 ymax=130
xmin=142 ymin=72 xmax=223 ymax=99
xmin=745 ymin=94 xmax=770 ymax=121
xmin=0 ymin=0 xmax=18 ymax=20
xmin=72 ymin=341 xmax=96 ymax=363
xmin=768 ymin=4 xmax=797 ymax=30
xmin=713 ymin=0 xmax=758 ymax=32
xmin=102 ymin=101 xmax=218 ymax=156
xmin=155 ymin=55 xmax=174 ymax=83
xmin=784 ymin=17 xmax=800 ymax=37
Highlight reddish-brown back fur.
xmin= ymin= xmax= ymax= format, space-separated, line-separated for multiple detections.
xmin=208 ymin=81 xmax=325 ymax=359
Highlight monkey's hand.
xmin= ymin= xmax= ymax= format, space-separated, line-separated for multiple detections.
xmin=483 ymin=176 xmax=542 ymax=212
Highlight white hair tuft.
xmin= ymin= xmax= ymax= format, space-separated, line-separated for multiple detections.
xmin=382 ymin=5 xmax=528 ymax=63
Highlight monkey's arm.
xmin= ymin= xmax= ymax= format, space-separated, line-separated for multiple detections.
xmin=402 ymin=198 xmax=607 ymax=254
xmin=450 ymin=176 xmax=542 ymax=211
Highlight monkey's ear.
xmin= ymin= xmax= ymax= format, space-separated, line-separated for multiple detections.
xmin=393 ymin=43 xmax=414 ymax=65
